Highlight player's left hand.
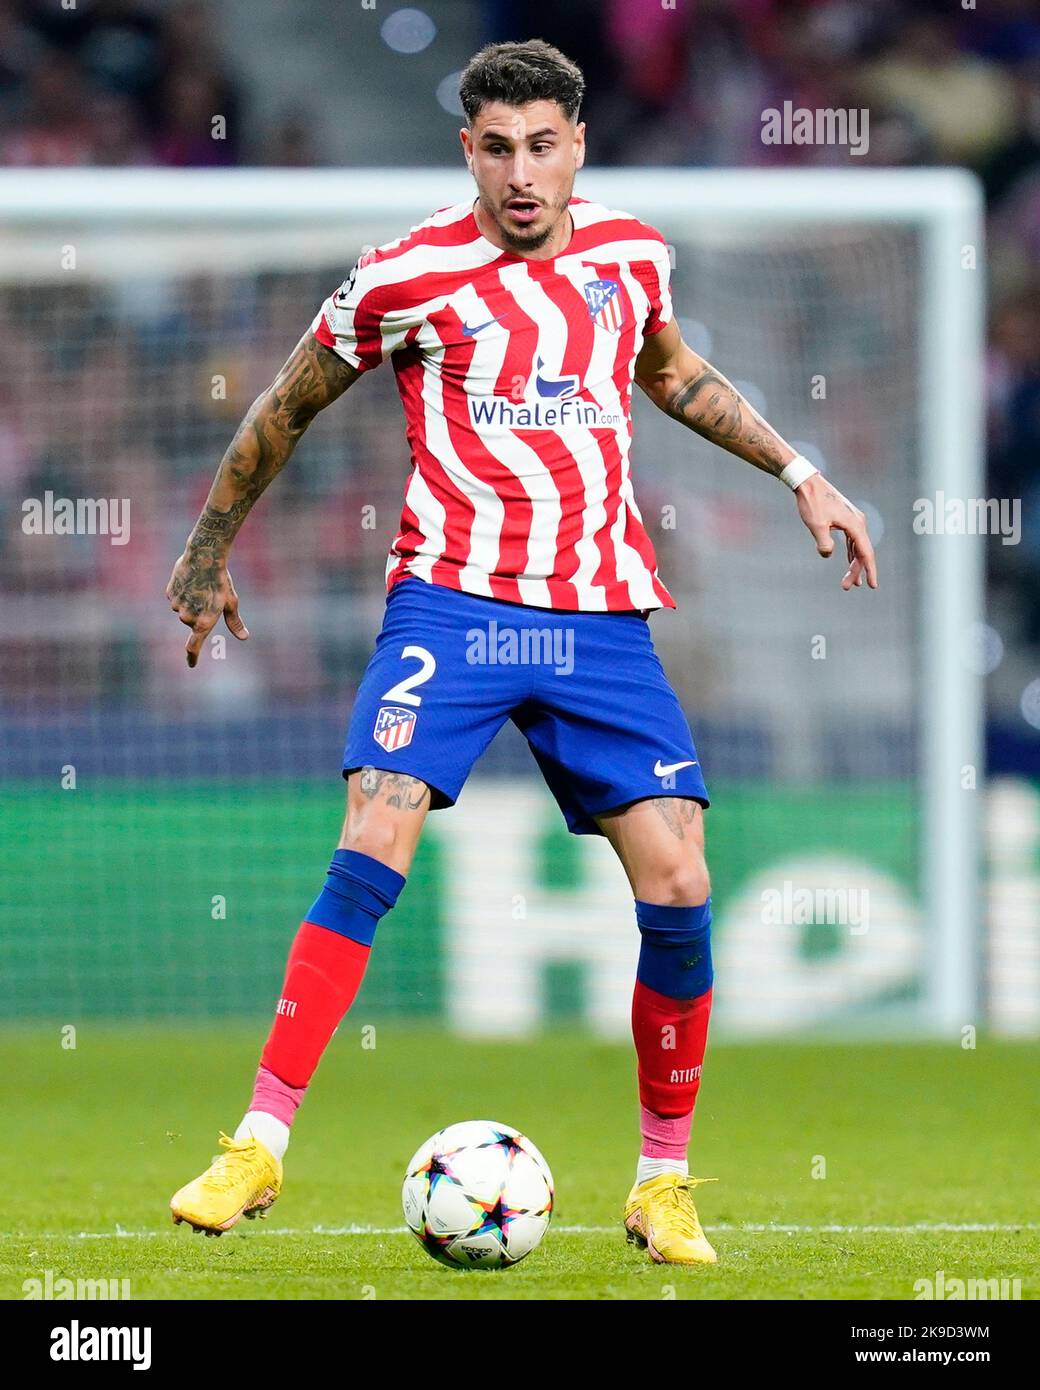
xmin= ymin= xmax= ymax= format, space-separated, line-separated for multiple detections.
xmin=794 ymin=473 xmax=878 ymax=591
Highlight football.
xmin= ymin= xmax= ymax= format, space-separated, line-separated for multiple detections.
xmin=402 ymin=1120 xmax=554 ymax=1269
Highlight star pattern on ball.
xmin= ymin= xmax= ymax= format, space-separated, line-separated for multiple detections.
xmin=416 ymin=1151 xmax=459 ymax=1181
xmin=472 ymin=1190 xmax=525 ymax=1237
xmin=472 ymin=1129 xmax=525 ymax=1164
xmin=429 ymin=1153 xmax=458 ymax=1180
xmin=419 ymin=1222 xmax=460 ymax=1266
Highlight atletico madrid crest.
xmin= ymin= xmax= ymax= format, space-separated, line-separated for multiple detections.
xmin=584 ymin=278 xmax=624 ymax=333
xmin=373 ymin=705 xmax=417 ymax=752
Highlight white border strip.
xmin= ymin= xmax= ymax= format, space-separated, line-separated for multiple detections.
xmin=0 ymin=166 xmax=981 ymax=223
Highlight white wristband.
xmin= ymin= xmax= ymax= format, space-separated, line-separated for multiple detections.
xmin=779 ymin=454 xmax=819 ymax=491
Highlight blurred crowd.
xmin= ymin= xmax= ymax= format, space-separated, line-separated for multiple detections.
xmin=0 ymin=0 xmax=243 ymax=166
xmin=1 ymin=0 xmax=1039 ymax=725
xmin=0 ymin=0 xmax=315 ymax=165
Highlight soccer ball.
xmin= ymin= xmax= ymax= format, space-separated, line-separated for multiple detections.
xmin=402 ymin=1120 xmax=554 ymax=1269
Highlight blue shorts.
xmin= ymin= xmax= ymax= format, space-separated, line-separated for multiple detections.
xmin=343 ymin=578 xmax=709 ymax=836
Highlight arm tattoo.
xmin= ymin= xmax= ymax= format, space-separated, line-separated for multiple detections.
xmin=358 ymin=767 xmax=431 ymax=812
xmin=185 ymin=334 xmax=359 ymax=558
xmin=186 ymin=498 xmax=254 ymax=551
xmin=665 ymin=369 xmax=786 ymax=475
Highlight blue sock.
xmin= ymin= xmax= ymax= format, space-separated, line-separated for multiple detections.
xmin=304 ymin=850 xmax=405 ymax=946
xmin=634 ymin=899 xmax=713 ymax=1000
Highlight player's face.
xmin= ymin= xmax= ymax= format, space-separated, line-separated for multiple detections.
xmin=461 ymin=100 xmax=586 ymax=254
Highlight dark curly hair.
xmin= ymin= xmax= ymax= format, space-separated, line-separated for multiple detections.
xmin=459 ymin=39 xmax=585 ymax=123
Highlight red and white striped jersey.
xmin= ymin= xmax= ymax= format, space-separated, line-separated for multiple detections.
xmin=311 ymin=196 xmax=676 ymax=611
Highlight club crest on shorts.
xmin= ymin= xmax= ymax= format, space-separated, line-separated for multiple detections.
xmin=373 ymin=705 xmax=417 ymax=752
xmin=584 ymin=278 xmax=624 ymax=333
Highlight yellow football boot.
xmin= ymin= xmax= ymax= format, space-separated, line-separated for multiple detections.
xmin=170 ymin=1133 xmax=282 ymax=1235
xmin=624 ymin=1172 xmax=718 ymax=1264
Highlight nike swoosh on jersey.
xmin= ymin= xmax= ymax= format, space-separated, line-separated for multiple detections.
xmin=461 ymin=315 xmax=507 ymax=337
xmin=654 ymin=759 xmax=698 ymax=777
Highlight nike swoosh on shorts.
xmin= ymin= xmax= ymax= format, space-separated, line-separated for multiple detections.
xmin=654 ymin=759 xmax=698 ymax=777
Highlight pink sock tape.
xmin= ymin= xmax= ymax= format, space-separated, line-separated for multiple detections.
xmin=250 ymin=1064 xmax=306 ymax=1128
xmin=640 ymin=1104 xmax=693 ymax=1160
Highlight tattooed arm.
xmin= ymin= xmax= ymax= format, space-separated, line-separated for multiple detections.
xmin=635 ymin=318 xmax=877 ymax=590
xmin=166 ymin=333 xmax=361 ymax=666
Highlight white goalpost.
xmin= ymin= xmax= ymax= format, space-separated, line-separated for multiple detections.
xmin=0 ymin=167 xmax=986 ymax=1036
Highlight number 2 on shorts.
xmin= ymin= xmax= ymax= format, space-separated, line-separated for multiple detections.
xmin=381 ymin=645 xmax=436 ymax=707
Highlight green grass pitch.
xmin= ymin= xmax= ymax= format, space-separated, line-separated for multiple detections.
xmin=2 ymin=1027 xmax=1037 ymax=1300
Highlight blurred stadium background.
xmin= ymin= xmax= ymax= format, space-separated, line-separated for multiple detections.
xmin=1 ymin=0 xmax=1038 ymax=1044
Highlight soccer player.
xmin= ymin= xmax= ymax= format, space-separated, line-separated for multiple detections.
xmin=166 ymin=40 xmax=877 ymax=1265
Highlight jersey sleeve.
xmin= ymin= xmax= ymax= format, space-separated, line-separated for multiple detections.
xmin=634 ymin=238 xmax=674 ymax=338
xmin=310 ymin=248 xmax=421 ymax=373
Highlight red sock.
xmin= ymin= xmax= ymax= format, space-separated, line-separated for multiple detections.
xmin=259 ymin=921 xmax=371 ymax=1090
xmin=631 ymin=979 xmax=713 ymax=1154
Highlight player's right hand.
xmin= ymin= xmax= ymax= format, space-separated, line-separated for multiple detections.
xmin=165 ymin=551 xmax=250 ymax=668
xmin=794 ymin=473 xmax=879 ymax=591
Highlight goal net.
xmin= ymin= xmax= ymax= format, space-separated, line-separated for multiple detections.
xmin=0 ymin=168 xmax=996 ymax=1037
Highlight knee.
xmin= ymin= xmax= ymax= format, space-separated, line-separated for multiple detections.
xmin=641 ymin=855 xmax=711 ymax=908
xmin=339 ymin=806 xmax=403 ymax=859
